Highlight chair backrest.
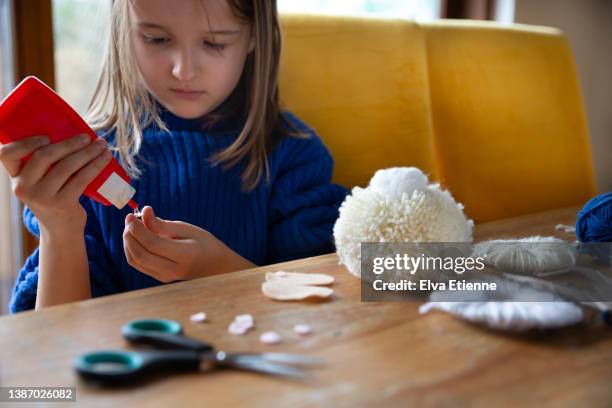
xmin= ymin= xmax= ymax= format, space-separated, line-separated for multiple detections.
xmin=279 ymin=15 xmax=596 ymax=222
xmin=422 ymin=20 xmax=596 ymax=222
xmin=279 ymin=14 xmax=438 ymax=189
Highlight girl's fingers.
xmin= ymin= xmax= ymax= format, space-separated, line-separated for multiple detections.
xmin=0 ymin=136 xmax=50 ymax=177
xmin=58 ymin=149 xmax=113 ymax=201
xmin=141 ymin=205 xmax=193 ymax=239
xmin=123 ymin=235 xmax=166 ymax=282
xmin=123 ymin=229 xmax=178 ymax=282
xmin=141 ymin=206 xmax=157 ymax=229
xmin=38 ymin=138 xmax=108 ymax=196
xmin=126 ymin=214 xmax=185 ymax=259
xmin=18 ymin=134 xmax=91 ymax=185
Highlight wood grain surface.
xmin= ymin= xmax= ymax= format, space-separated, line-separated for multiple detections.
xmin=1 ymin=206 xmax=611 ymax=407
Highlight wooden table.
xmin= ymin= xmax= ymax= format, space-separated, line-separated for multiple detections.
xmin=2 ymin=206 xmax=611 ymax=407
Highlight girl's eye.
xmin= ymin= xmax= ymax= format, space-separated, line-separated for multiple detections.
xmin=142 ymin=35 xmax=169 ymax=45
xmin=204 ymin=41 xmax=227 ymax=52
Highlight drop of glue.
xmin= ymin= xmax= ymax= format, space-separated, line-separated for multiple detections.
xmin=133 ymin=206 xmax=143 ymax=219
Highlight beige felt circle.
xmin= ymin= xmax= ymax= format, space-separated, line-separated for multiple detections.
xmin=261 ymin=281 xmax=334 ymax=300
xmin=265 ymin=271 xmax=335 ymax=286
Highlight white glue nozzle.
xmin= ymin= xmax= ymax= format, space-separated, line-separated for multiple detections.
xmin=97 ymin=172 xmax=136 ymax=209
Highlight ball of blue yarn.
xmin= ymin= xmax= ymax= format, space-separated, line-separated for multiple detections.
xmin=576 ymin=192 xmax=612 ymax=242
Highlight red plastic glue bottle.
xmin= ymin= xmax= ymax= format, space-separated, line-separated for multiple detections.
xmin=0 ymin=76 xmax=138 ymax=210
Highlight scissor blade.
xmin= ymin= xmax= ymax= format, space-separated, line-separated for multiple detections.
xmin=235 ymin=353 xmax=324 ymax=366
xmin=221 ymin=355 xmax=308 ymax=379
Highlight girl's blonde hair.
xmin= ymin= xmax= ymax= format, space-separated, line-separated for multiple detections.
xmin=86 ymin=0 xmax=307 ymax=190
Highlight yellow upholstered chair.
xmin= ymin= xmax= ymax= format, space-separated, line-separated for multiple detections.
xmin=279 ymin=15 xmax=596 ymax=223
xmin=422 ymin=20 xmax=596 ymax=222
xmin=278 ymin=14 xmax=438 ymax=190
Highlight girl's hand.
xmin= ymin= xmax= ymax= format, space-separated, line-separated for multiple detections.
xmin=0 ymin=134 xmax=112 ymax=235
xmin=122 ymin=206 xmax=255 ymax=282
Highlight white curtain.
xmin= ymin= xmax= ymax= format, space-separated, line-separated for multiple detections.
xmin=0 ymin=0 xmax=22 ymax=315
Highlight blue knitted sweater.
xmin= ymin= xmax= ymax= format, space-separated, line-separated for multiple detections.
xmin=9 ymin=108 xmax=349 ymax=313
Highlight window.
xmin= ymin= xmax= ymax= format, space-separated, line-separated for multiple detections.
xmin=52 ymin=0 xmax=110 ymax=114
xmin=0 ymin=0 xmax=15 ymax=99
xmin=278 ymin=0 xmax=442 ymax=21
xmin=494 ymin=0 xmax=515 ymax=23
xmin=0 ymin=0 xmax=14 ymax=99
xmin=0 ymin=0 xmax=22 ymax=315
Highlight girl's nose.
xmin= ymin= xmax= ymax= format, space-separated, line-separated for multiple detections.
xmin=172 ymin=49 xmax=198 ymax=82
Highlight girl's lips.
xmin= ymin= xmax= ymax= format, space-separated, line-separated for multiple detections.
xmin=170 ymin=88 xmax=206 ymax=100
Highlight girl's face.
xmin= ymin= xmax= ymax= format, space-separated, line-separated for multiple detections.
xmin=129 ymin=0 xmax=255 ymax=119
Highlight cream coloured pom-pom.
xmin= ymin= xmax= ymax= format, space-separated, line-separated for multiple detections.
xmin=334 ymin=167 xmax=474 ymax=278
xmin=369 ymin=167 xmax=428 ymax=200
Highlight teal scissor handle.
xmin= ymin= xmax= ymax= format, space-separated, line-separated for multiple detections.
xmin=122 ymin=319 xmax=214 ymax=353
xmin=74 ymin=349 xmax=201 ymax=383
xmin=122 ymin=318 xmax=183 ymax=335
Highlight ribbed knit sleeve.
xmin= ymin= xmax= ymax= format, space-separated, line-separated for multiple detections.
xmin=8 ymin=198 xmax=121 ymax=314
xmin=266 ymin=120 xmax=349 ymax=264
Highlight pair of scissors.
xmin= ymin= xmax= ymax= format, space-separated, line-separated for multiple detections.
xmin=74 ymin=318 xmax=323 ymax=384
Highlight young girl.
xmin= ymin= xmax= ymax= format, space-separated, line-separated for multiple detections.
xmin=3 ymin=0 xmax=348 ymax=313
